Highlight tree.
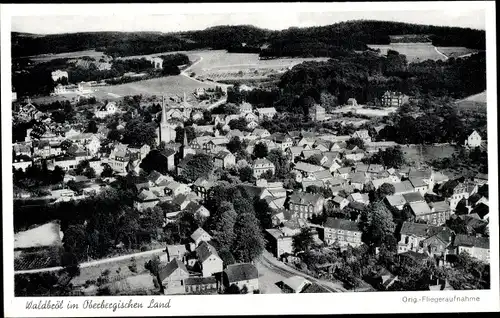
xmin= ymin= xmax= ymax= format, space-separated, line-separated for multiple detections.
xmin=253 ymin=142 xmax=268 ymax=158
xmin=267 ymin=149 xmax=291 ymax=179
xmin=238 ymin=166 xmax=254 ymax=182
xmin=122 ymin=118 xmax=157 ymax=147
xmin=107 ymin=129 xmax=122 ymax=142
xmin=51 ymin=166 xmax=65 ymax=184
xmin=232 ymin=210 xmax=265 ymax=263
xmin=304 ymin=155 xmax=322 ymax=166
xmin=260 ymin=169 xmax=274 ymax=180
xmin=101 ymin=164 xmax=113 ymax=178
xmin=86 ymin=120 xmax=98 ymax=133
xmin=292 ymin=227 xmax=315 ymax=253
xmin=180 ymin=153 xmax=214 ymax=182
xmin=253 ymin=198 xmax=273 ymax=229
xmin=211 ymin=202 xmax=237 ymax=250
xmin=140 ymin=149 xmax=171 ymax=174
xmin=377 ymin=183 xmax=395 ymax=199
xmin=346 ymin=137 xmax=365 ymax=150
xmin=227 ymin=136 xmax=243 ymax=154
xmin=359 ymin=202 xmax=396 ymax=247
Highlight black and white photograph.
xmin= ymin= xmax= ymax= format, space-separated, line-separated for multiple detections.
xmin=2 ymin=2 xmax=498 ymax=316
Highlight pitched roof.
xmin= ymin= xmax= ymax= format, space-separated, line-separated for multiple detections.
xmin=348 ymin=201 xmax=366 ymax=211
xmin=324 ymin=218 xmax=361 ymax=232
xmin=385 ymin=194 xmax=406 ymax=206
xmin=453 ymin=234 xmax=489 ymax=249
xmin=196 ymin=241 xmax=219 ymax=263
xmin=400 ymin=222 xmax=444 ymax=237
xmin=289 ymin=192 xmax=324 ymax=205
xmin=402 ymin=192 xmax=425 ymax=203
xmin=350 ymin=172 xmax=367 ymax=184
xmin=429 ymin=201 xmax=450 ymax=212
xmin=313 ymin=170 xmax=334 ymax=181
xmin=294 ymin=161 xmax=324 ymax=173
xmin=409 ymin=177 xmax=427 ymax=188
xmin=191 ymin=227 xmax=211 ymax=242
xmin=166 ymin=244 xmax=187 ymax=258
xmin=224 ymin=263 xmax=258 ymax=283
xmin=332 ymin=196 xmax=347 ymax=204
xmin=409 ymin=201 xmax=432 ymax=216
xmin=158 ymin=259 xmax=189 ymax=281
xmin=184 ymin=276 xmax=217 ymax=286
xmin=253 ymin=158 xmax=274 ymax=167
xmin=393 ymin=181 xmax=415 ymax=194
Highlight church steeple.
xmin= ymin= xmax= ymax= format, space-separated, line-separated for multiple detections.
xmin=183 ymin=129 xmax=188 ymax=146
xmin=160 ymin=95 xmax=168 ymax=125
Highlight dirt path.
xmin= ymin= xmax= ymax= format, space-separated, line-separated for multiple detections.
xmin=434 ymin=47 xmax=449 ymax=60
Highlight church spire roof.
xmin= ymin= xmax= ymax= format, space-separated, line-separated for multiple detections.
xmin=183 ymin=129 xmax=188 ymax=146
xmin=161 ymin=95 xmax=168 ymax=125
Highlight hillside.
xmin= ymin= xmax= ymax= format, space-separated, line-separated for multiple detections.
xmin=12 ymin=20 xmax=486 ymax=59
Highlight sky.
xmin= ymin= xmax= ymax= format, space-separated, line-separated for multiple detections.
xmin=11 ymin=5 xmax=486 ymax=34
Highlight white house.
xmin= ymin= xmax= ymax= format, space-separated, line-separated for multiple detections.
xmin=464 ymin=130 xmax=482 ymax=148
xmin=95 ymin=102 xmax=118 ymax=119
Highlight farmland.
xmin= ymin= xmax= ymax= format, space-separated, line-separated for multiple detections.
xmin=91 ymin=75 xmax=216 ymax=99
xmin=332 ymin=105 xmax=397 ymax=117
xmin=367 ymin=43 xmax=447 ymax=62
xmin=400 ymin=144 xmax=458 ymax=165
xmin=436 ymin=47 xmax=481 ymax=59
xmin=14 ymin=221 xmax=63 ymax=249
xmin=22 ymin=49 xmax=107 ymax=63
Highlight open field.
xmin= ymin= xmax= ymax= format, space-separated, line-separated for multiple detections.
xmin=14 ymin=221 xmax=63 ymax=249
xmin=92 ymin=75 xmax=216 ymax=98
xmin=368 ymin=43 xmax=447 ymax=62
xmin=401 ymin=144 xmax=458 ymax=165
xmin=332 ymin=105 xmax=397 ymax=117
xmin=22 ymin=49 xmax=106 ymax=63
xmin=436 ymin=47 xmax=481 ymax=59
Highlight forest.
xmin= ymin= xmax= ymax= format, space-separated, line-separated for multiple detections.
xmin=12 ymin=20 xmax=485 ymax=58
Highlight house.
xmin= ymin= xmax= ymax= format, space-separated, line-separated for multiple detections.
xmin=191 ymin=228 xmax=212 ymax=247
xmin=166 ymin=181 xmax=191 ymax=197
xmin=393 ymin=181 xmax=415 ymax=195
xmin=281 ymin=276 xmax=312 ymax=293
xmin=286 ymin=146 xmax=305 ymax=163
xmin=312 ymin=170 xmax=335 ymax=184
xmin=322 ymin=218 xmax=362 ymax=248
xmin=347 ymin=193 xmax=370 ymax=205
xmin=195 ymin=241 xmax=223 ymax=277
xmin=297 ymin=137 xmax=316 ymax=148
xmin=223 ymin=263 xmax=259 ymax=293
xmin=425 ymin=201 xmax=452 ymax=226
xmin=288 ymin=192 xmax=325 ymax=219
xmin=252 ymin=158 xmax=275 ymax=179
xmin=240 ymin=102 xmax=253 ymax=114
xmin=264 ymin=228 xmax=294 ymax=258
xmin=409 ymin=177 xmax=429 ymax=195
xmin=271 ymin=133 xmax=293 ymax=151
xmin=331 ymin=196 xmax=350 ymax=210
xmin=451 ymin=234 xmax=489 ymax=263
xmin=402 ymin=192 xmax=425 ymax=204
xmin=51 ymin=70 xmax=69 ymax=82
xmin=368 ymin=177 xmax=394 ymax=190
xmin=244 ymin=112 xmax=258 ymax=123
xmin=256 ymin=107 xmax=277 ymax=120
xmin=193 ymin=176 xmax=216 ymax=200
xmin=158 ymin=259 xmax=190 ymax=294
xmin=293 ymin=161 xmax=325 ymax=181
xmin=381 ymin=91 xmax=407 ymax=107
xmin=251 ymin=128 xmax=271 ymax=139
xmin=351 ymin=130 xmax=371 ymax=143
xmin=335 ymin=167 xmax=352 ymax=179
xmin=134 ymin=189 xmax=160 ymax=211
xmin=448 ymin=181 xmax=478 ymax=211
xmin=464 ymin=130 xmax=482 ymax=148
xmin=184 ymin=277 xmax=218 ymax=294
xmin=344 ymin=148 xmax=366 ymax=161
xmin=397 ymin=222 xmax=452 ymax=254
xmin=247 ymin=121 xmax=258 ymax=130
xmin=347 ymin=98 xmax=358 ymax=106
xmin=349 ymin=172 xmax=368 ymax=190
xmin=185 ymin=201 xmax=210 ymax=219
xmin=474 ymin=173 xmax=488 ymax=186
xmin=214 ymin=151 xmax=236 ymax=169
xmin=308 ymin=104 xmax=326 ymax=122
xmin=405 ymin=201 xmax=433 ymax=223
xmin=95 ymin=102 xmax=118 ymax=119
xmin=385 ymin=194 xmax=407 ymax=210
xmin=162 ymin=245 xmax=188 ymax=263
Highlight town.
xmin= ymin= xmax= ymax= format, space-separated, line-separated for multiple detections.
xmin=12 ymin=21 xmax=489 ymax=296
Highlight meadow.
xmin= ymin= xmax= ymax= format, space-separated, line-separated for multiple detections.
xmin=400 ymin=144 xmax=458 ymax=165
xmin=435 ymin=47 xmax=481 ymax=59
xmin=23 ymin=49 xmax=106 ymax=63
xmin=14 ymin=221 xmax=63 ymax=249
xmin=367 ymin=43 xmax=447 ymax=62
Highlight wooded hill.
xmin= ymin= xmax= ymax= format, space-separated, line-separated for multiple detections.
xmin=12 ymin=20 xmax=485 ymax=58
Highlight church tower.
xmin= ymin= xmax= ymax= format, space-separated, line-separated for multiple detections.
xmin=156 ymin=95 xmax=177 ymax=145
xmin=181 ymin=129 xmax=195 ymax=158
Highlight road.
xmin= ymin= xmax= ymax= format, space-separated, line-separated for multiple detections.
xmin=256 ymin=251 xmax=347 ymax=293
xmin=15 ymin=248 xmax=166 ymax=275
xmin=434 ymin=47 xmax=449 ymax=60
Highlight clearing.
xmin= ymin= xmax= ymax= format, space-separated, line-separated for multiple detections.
xmin=367 ymin=43 xmax=447 ymax=62
xmin=332 ymin=105 xmax=397 ymax=117
xmin=14 ymin=221 xmax=63 ymax=249
xmin=92 ymin=75 xmax=216 ymax=98
xmin=435 ymin=47 xmax=481 ymax=59
xmin=401 ymin=144 xmax=458 ymax=165
xmin=22 ymin=49 xmax=106 ymax=63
